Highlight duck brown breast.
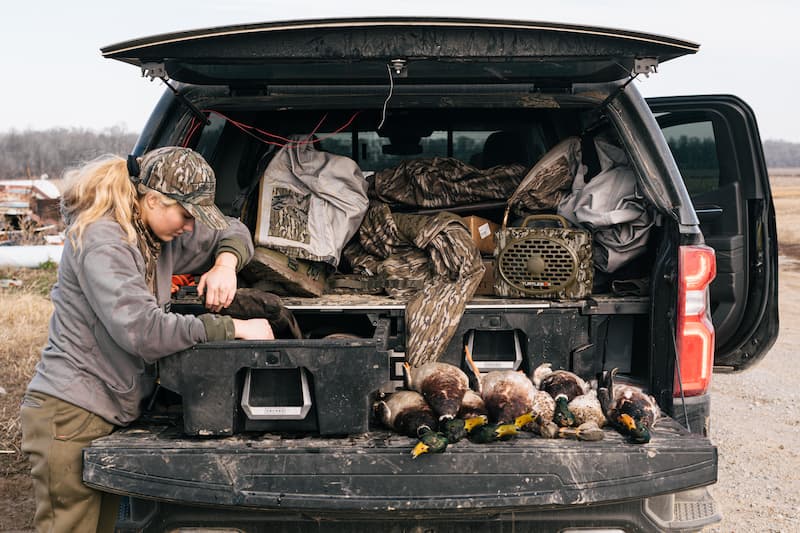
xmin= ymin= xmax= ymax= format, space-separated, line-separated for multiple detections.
xmin=422 ymin=372 xmax=468 ymax=419
xmin=484 ymin=381 xmax=533 ymax=423
xmin=540 ymin=373 xmax=584 ymax=402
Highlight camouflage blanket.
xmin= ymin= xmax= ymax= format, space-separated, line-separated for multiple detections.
xmin=371 ymin=157 xmax=526 ymax=208
xmin=344 ymin=203 xmax=485 ymax=366
xmin=508 ymin=137 xmax=581 ymax=216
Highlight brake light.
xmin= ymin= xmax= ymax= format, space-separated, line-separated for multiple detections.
xmin=674 ymin=245 xmax=717 ymax=397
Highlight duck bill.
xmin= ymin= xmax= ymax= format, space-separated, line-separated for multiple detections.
xmin=618 ymin=413 xmax=637 ymax=431
xmin=411 ymin=441 xmax=430 ymax=458
xmin=464 ymin=415 xmax=488 ymax=433
xmin=495 ymin=424 xmax=518 ymax=439
xmin=514 ymin=412 xmax=534 ymax=429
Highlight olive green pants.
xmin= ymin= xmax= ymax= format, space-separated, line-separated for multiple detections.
xmin=21 ymin=391 xmax=120 ymax=533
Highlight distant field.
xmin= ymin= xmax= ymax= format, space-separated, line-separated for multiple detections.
xmin=769 ymin=167 xmax=800 ymax=177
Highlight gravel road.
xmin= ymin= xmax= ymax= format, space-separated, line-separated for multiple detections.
xmin=704 ymin=261 xmax=800 ymax=532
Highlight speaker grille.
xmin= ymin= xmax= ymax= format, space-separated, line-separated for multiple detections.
xmin=498 ymin=236 xmax=578 ymax=294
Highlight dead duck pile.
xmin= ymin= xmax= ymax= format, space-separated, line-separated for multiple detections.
xmin=376 ymin=357 xmax=660 ymax=456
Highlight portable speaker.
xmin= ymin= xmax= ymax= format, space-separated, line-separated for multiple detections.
xmin=493 ymin=214 xmax=593 ymax=299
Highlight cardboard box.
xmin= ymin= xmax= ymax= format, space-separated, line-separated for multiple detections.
xmin=241 ymin=247 xmax=329 ymax=297
xmin=475 ymin=258 xmax=496 ymax=296
xmin=463 ymin=215 xmax=500 ymax=255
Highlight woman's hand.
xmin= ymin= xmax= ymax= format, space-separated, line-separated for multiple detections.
xmin=197 ymin=252 xmax=238 ymax=312
xmin=232 ymin=318 xmax=275 ymax=340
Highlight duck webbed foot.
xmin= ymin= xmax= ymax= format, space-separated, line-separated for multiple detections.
xmin=557 ymin=421 xmax=605 ymax=441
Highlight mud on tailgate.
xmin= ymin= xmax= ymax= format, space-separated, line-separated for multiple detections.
xmin=84 ymin=418 xmax=715 ymax=512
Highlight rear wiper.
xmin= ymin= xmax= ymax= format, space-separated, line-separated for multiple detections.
xmin=141 ymin=62 xmax=211 ymax=126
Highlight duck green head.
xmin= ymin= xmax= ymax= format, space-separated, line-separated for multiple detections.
xmin=553 ymin=395 xmax=576 ymax=427
xmin=411 ymin=428 xmax=449 ymax=458
xmin=468 ymin=423 xmax=519 ymax=444
xmin=617 ymin=413 xmax=651 ymax=444
xmin=443 ymin=415 xmax=488 ymax=442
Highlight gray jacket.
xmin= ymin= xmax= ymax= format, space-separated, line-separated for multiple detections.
xmin=26 ymin=216 xmax=254 ymax=426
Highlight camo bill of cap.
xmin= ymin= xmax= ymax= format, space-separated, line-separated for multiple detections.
xmin=138 ymin=146 xmax=229 ymax=230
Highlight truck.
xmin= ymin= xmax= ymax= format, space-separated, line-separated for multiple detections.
xmin=84 ymin=18 xmax=778 ymax=532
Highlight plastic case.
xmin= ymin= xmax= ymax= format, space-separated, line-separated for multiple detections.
xmin=157 ymin=318 xmax=392 ymax=436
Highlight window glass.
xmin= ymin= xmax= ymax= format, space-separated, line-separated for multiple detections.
xmin=661 ymin=119 xmax=720 ymax=195
xmin=194 ymin=113 xmax=228 ymax=159
xmin=316 ymin=130 xmax=500 ymax=172
xmin=356 ymin=131 xmax=448 ymax=171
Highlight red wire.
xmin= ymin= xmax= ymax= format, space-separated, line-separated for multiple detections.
xmin=198 ymin=109 xmax=360 ymax=149
xmin=183 ymin=118 xmax=203 ymax=148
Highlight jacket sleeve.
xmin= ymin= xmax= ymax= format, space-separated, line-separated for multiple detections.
xmin=172 ymin=216 xmax=255 ymax=274
xmin=76 ymin=238 xmax=210 ymax=363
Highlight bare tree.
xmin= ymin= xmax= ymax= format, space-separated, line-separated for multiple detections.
xmin=0 ymin=127 xmax=139 ymax=180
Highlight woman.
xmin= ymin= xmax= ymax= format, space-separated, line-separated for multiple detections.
xmin=20 ymin=146 xmax=272 ymax=532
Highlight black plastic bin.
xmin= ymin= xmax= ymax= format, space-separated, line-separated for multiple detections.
xmin=158 ymin=318 xmax=392 ymax=436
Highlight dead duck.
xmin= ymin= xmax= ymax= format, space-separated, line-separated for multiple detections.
xmin=403 ymin=361 xmax=470 ymax=423
xmin=374 ymin=390 xmax=449 ymax=458
xmin=442 ymin=389 xmax=489 ymax=443
xmin=464 ymin=345 xmax=537 ymax=425
xmin=533 ymin=363 xmax=591 ymax=427
xmin=555 ymin=421 xmax=605 ymax=441
xmin=516 ymin=414 xmax=604 ymax=442
xmin=467 ymin=422 xmax=519 ymax=444
xmin=568 ymin=389 xmax=607 ymax=428
xmin=512 ymin=390 xmax=556 ymax=433
xmin=597 ymin=368 xmax=660 ymax=444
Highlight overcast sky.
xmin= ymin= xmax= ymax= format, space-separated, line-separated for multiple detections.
xmin=3 ymin=1 xmax=798 ymax=142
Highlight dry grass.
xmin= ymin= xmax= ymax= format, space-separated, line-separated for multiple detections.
xmin=0 ymin=266 xmax=56 ymax=475
xmin=770 ymin=175 xmax=800 ymax=260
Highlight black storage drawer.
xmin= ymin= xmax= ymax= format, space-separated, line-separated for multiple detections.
xmin=439 ymin=306 xmax=591 ymax=375
xmin=158 ymin=317 xmax=392 ymax=436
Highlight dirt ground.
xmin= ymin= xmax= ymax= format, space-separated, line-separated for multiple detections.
xmin=2 ymin=177 xmax=799 ymax=532
xmin=702 ymin=176 xmax=800 ymax=533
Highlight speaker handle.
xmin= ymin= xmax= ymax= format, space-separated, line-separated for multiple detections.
xmin=521 ymin=214 xmax=570 ymax=229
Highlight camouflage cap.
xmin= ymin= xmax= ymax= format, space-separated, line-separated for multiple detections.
xmin=136 ymin=146 xmax=228 ymax=230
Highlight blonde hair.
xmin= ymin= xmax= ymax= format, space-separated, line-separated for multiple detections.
xmin=62 ymin=155 xmax=177 ymax=249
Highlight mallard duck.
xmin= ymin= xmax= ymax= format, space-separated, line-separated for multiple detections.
xmin=555 ymin=421 xmax=605 ymax=441
xmin=374 ymin=390 xmax=449 ymax=458
xmin=403 ymin=361 xmax=470 ymax=422
xmin=467 ymin=422 xmax=519 ymax=444
xmin=520 ymin=415 xmax=604 ymax=442
xmin=533 ymin=363 xmax=591 ymax=427
xmin=512 ymin=390 xmax=556 ymax=433
xmin=568 ymin=389 xmax=607 ymax=428
xmin=464 ymin=346 xmax=536 ymax=424
xmin=442 ymin=390 xmax=489 ymax=442
xmin=597 ymin=368 xmax=660 ymax=444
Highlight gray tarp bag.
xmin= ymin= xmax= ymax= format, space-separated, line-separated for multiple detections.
xmin=254 ymin=137 xmax=369 ymax=267
xmin=557 ymin=138 xmax=654 ymax=273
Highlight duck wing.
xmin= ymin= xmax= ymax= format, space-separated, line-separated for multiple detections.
xmin=531 ymin=390 xmax=556 ymax=423
xmin=457 ymin=389 xmax=488 ymax=419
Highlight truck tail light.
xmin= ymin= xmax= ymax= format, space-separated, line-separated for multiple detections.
xmin=674 ymin=245 xmax=717 ymax=397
